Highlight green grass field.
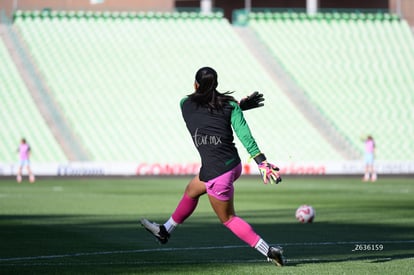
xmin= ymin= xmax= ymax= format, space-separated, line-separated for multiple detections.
xmin=0 ymin=176 xmax=413 ymax=274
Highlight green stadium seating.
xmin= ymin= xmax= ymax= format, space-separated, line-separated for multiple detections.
xmin=0 ymin=37 xmax=68 ymax=162
xmin=5 ymin=10 xmax=413 ymax=163
xmin=10 ymin=10 xmax=344 ymax=162
xmin=248 ymin=12 xmax=414 ymax=160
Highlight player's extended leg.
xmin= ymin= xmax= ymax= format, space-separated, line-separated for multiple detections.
xmin=208 ymin=195 xmax=284 ymax=266
xmin=140 ymin=175 xmax=205 ymax=244
xmin=171 ymin=175 xmax=205 ymax=223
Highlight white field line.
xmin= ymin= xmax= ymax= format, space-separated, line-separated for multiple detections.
xmin=2 ymin=257 xmax=414 ymax=267
xmin=0 ymin=240 xmax=413 ymax=263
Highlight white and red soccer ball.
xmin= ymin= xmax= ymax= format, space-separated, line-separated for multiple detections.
xmin=295 ymin=205 xmax=315 ymax=223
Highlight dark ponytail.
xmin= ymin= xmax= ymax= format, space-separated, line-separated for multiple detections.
xmin=188 ymin=67 xmax=236 ymax=112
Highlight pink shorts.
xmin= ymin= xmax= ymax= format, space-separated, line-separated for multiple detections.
xmin=205 ymin=163 xmax=242 ymax=201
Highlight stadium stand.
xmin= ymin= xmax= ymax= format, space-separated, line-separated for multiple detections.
xmin=7 ymin=10 xmax=345 ymax=163
xmin=2 ymin=9 xmax=413 ymax=164
xmin=247 ymin=11 xmax=414 ymax=161
xmin=0 ymin=30 xmax=68 ymax=162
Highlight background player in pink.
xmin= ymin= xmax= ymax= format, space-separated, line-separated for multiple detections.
xmin=17 ymin=138 xmax=35 ymax=183
xmin=363 ymin=135 xmax=377 ymax=182
xmin=140 ymin=67 xmax=284 ymax=266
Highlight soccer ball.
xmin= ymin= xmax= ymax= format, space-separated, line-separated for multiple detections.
xmin=295 ymin=205 xmax=315 ymax=223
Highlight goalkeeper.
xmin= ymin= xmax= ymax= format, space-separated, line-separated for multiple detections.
xmin=141 ymin=67 xmax=284 ymax=266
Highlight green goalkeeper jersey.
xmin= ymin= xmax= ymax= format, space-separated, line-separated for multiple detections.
xmin=180 ymin=97 xmax=261 ymax=181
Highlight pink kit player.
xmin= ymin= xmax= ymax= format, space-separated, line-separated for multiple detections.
xmin=363 ymin=135 xmax=377 ymax=182
xmin=17 ymin=138 xmax=35 ymax=183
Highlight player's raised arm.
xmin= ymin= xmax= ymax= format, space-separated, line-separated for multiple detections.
xmin=230 ymin=102 xmax=282 ymax=185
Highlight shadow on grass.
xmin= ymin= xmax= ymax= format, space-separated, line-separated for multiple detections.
xmin=0 ymin=213 xmax=413 ymax=265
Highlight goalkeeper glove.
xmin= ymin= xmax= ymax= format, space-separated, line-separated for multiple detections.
xmin=253 ymin=153 xmax=282 ymax=184
xmin=239 ymin=91 xmax=264 ymax=111
xmin=258 ymin=162 xmax=282 ymax=184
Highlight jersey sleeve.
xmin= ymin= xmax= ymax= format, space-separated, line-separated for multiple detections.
xmin=230 ymin=101 xmax=261 ymax=157
xmin=180 ymin=97 xmax=188 ymax=109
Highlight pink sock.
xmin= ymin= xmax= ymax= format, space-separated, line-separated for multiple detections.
xmin=171 ymin=193 xmax=199 ymax=224
xmin=224 ymin=216 xmax=260 ymax=247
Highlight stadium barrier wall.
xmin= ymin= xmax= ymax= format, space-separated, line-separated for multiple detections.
xmin=1 ymin=161 xmax=414 ymax=176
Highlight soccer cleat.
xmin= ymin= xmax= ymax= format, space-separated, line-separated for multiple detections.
xmin=267 ymin=246 xmax=285 ymax=267
xmin=140 ymin=218 xmax=170 ymax=244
